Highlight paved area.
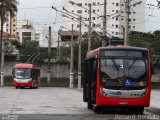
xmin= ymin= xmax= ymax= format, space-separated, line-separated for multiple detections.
xmin=0 ymin=87 xmax=94 ymax=114
xmin=0 ymin=87 xmax=160 ymax=120
xmin=146 ymin=89 xmax=160 ymax=115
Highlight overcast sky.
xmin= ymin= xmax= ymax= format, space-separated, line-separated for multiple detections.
xmin=17 ymin=0 xmax=62 ymax=31
xmin=17 ymin=0 xmax=160 ymax=32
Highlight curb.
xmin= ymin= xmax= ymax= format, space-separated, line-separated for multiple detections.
xmin=145 ymin=107 xmax=160 ymax=115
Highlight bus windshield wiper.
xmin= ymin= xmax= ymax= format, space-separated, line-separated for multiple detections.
xmin=128 ymin=59 xmax=136 ymax=70
xmin=111 ymin=59 xmax=119 ymax=71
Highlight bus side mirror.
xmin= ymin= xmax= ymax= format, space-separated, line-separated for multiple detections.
xmin=12 ymin=69 xmax=14 ymax=75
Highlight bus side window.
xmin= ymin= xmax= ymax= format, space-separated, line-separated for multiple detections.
xmin=32 ymin=69 xmax=36 ymax=79
xmin=91 ymin=59 xmax=97 ymax=87
xmin=151 ymin=62 xmax=154 ymax=75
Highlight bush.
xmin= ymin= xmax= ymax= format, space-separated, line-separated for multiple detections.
xmin=3 ymin=76 xmax=69 ymax=87
xmin=151 ymin=82 xmax=160 ymax=89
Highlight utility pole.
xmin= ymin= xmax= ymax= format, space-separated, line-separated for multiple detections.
xmin=78 ymin=16 xmax=82 ymax=91
xmin=47 ymin=26 xmax=51 ymax=83
xmin=102 ymin=0 xmax=107 ymax=46
xmin=124 ymin=0 xmax=130 ymax=46
xmin=70 ymin=24 xmax=74 ymax=88
xmin=57 ymin=31 xmax=60 ymax=61
xmin=88 ymin=3 xmax=91 ymax=52
xmin=0 ymin=0 xmax=4 ymax=87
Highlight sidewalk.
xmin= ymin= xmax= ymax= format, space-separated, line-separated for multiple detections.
xmin=145 ymin=89 xmax=160 ymax=115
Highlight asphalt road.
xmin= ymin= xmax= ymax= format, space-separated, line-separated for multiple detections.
xmin=0 ymin=87 xmax=159 ymax=120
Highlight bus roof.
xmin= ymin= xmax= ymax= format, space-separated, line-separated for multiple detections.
xmin=86 ymin=45 xmax=148 ymax=59
xmin=100 ymin=45 xmax=148 ymax=51
xmin=14 ymin=63 xmax=37 ymax=69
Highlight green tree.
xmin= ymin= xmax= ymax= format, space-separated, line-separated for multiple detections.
xmin=129 ymin=31 xmax=152 ymax=48
xmin=19 ymin=41 xmax=39 ymax=63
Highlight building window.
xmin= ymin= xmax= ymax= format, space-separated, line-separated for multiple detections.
xmin=77 ymin=3 xmax=82 ymax=7
xmin=133 ymin=19 xmax=136 ymax=21
xmin=85 ymin=3 xmax=87 ymax=5
xmin=112 ymin=24 xmax=114 ymax=27
xmin=22 ymin=32 xmax=32 ymax=42
xmin=92 ymin=17 xmax=95 ymax=20
xmin=116 ymin=25 xmax=118 ymax=28
xmin=85 ymin=10 xmax=87 ymax=13
xmin=116 ymin=10 xmax=119 ymax=13
xmin=121 ymin=18 xmax=124 ymax=21
xmin=133 ymin=12 xmax=136 ymax=14
xmin=92 ymin=24 xmax=96 ymax=27
xmin=93 ymin=9 xmax=95 ymax=13
xmin=97 ymin=2 xmax=99 ymax=4
xmin=112 ymin=10 xmax=114 ymax=12
xmin=97 ymin=17 xmax=99 ymax=19
xmin=121 ymin=4 xmax=124 ymax=6
xmin=116 ymin=32 xmax=119 ymax=35
xmin=72 ymin=10 xmax=74 ymax=12
xmin=77 ymin=10 xmax=82 ymax=14
xmin=116 ymin=17 xmax=118 ymax=21
xmin=112 ymin=3 xmax=114 ymax=5
xmin=93 ymin=2 xmax=96 ymax=6
xmin=133 ymin=26 xmax=135 ymax=28
xmin=97 ymin=9 xmax=99 ymax=12
xmin=116 ymin=3 xmax=119 ymax=6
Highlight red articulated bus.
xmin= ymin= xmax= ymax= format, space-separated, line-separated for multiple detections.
xmin=12 ymin=63 xmax=40 ymax=89
xmin=83 ymin=46 xmax=152 ymax=114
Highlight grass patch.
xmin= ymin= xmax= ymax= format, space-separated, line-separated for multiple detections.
xmin=151 ymin=82 xmax=160 ymax=89
xmin=4 ymin=76 xmax=13 ymax=86
xmin=3 ymin=76 xmax=69 ymax=87
xmin=40 ymin=77 xmax=69 ymax=87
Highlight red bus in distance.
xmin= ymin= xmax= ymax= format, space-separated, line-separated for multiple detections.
xmin=12 ymin=63 xmax=40 ymax=89
xmin=83 ymin=46 xmax=152 ymax=114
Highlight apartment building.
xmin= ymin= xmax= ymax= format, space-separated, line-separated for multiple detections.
xmin=16 ymin=20 xmax=35 ymax=43
xmin=61 ymin=0 xmax=145 ymax=38
xmin=0 ymin=11 xmax=17 ymax=35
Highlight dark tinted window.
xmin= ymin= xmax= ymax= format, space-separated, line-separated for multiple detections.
xmin=100 ymin=50 xmax=148 ymax=58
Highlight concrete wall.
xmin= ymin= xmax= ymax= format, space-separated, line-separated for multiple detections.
xmin=4 ymin=61 xmax=70 ymax=78
xmin=3 ymin=61 xmax=160 ymax=82
xmin=151 ymin=66 xmax=160 ymax=82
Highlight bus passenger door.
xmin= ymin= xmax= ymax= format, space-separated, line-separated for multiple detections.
xmin=83 ymin=58 xmax=97 ymax=108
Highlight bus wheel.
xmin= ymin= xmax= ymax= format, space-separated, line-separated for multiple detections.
xmin=16 ymin=86 xmax=18 ymax=89
xmin=131 ymin=107 xmax=144 ymax=114
xmin=87 ymin=103 xmax=93 ymax=109
xmin=136 ymin=107 xmax=144 ymax=114
xmin=93 ymin=106 xmax=101 ymax=113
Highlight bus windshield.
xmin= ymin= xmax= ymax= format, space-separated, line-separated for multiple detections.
xmin=14 ymin=68 xmax=31 ymax=79
xmin=100 ymin=51 xmax=148 ymax=90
